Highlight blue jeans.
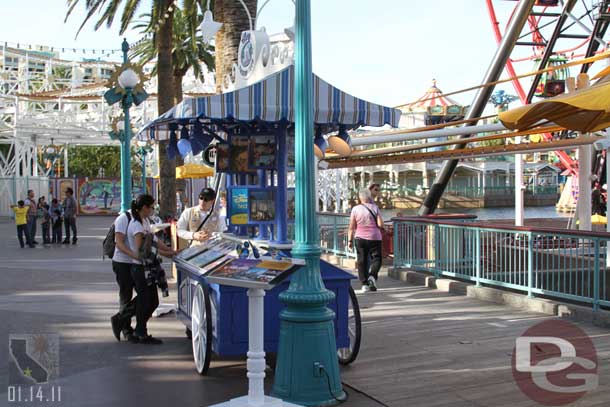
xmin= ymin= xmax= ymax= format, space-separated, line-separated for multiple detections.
xmin=16 ymin=224 xmax=27 ymax=248
xmin=64 ymin=216 xmax=77 ymax=241
xmin=26 ymin=217 xmax=36 ymax=245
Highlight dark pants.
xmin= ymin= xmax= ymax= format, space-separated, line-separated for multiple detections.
xmin=52 ymin=220 xmax=62 ymax=243
xmin=131 ymin=265 xmax=159 ymax=337
xmin=113 ymin=261 xmax=136 ymax=334
xmin=64 ymin=216 xmax=77 ymax=241
xmin=41 ymin=221 xmax=50 ymax=243
xmin=26 ymin=217 xmax=36 ymax=245
xmin=355 ymin=238 xmax=382 ymax=284
xmin=16 ymin=224 xmax=26 ymax=248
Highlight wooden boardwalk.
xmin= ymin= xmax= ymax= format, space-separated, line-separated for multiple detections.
xmin=342 ymin=271 xmax=610 ymax=406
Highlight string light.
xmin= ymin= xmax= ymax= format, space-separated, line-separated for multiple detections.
xmin=0 ymin=40 xmax=121 ymax=55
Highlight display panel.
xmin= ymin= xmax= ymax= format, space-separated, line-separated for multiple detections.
xmin=230 ymin=135 xmax=251 ymax=172
xmin=216 ymin=143 xmax=230 ymax=172
xmin=249 ymin=190 xmax=275 ymax=222
xmin=249 ymin=135 xmax=276 ymax=169
xmin=230 ymin=188 xmax=249 ymax=225
xmin=175 ymin=244 xmax=207 ymax=261
xmin=286 ymin=135 xmax=295 ymax=168
xmin=287 ymin=189 xmax=295 ymax=221
xmin=205 ymin=256 xmax=301 ymax=289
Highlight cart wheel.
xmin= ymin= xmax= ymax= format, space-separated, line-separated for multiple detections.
xmin=191 ymin=283 xmax=212 ymax=375
xmin=338 ymin=286 xmax=361 ymax=365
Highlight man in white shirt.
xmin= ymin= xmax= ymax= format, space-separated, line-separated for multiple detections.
xmin=176 ymin=188 xmax=225 ymax=247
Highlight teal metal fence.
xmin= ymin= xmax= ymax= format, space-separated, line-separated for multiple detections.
xmin=317 ymin=212 xmax=356 ymax=258
xmin=393 ymin=218 xmax=610 ymax=311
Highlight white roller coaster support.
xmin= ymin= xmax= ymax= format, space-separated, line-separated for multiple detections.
xmin=350 ymin=123 xmax=507 ymax=147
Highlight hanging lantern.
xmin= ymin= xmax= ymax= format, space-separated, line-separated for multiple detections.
xmin=167 ymin=124 xmax=179 ymax=160
xmin=313 ymin=127 xmax=328 ymax=159
xmin=328 ymin=125 xmax=352 ymax=157
xmin=177 ymin=125 xmax=192 ymax=157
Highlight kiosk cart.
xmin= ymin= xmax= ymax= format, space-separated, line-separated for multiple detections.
xmin=174 ymin=235 xmax=361 ymax=374
xmin=138 ymin=65 xmax=401 ymax=375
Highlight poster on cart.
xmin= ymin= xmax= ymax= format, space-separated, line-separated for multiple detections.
xmin=230 ymin=188 xmax=249 ymax=225
xmin=249 ymin=190 xmax=275 ymax=222
xmin=205 ymin=256 xmax=303 ymax=289
xmin=230 ymin=136 xmax=251 ymax=172
xmin=249 ymin=135 xmax=276 ymax=169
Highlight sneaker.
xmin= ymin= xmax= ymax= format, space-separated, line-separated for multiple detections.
xmin=110 ymin=315 xmax=121 ymax=341
xmin=360 ymin=284 xmax=370 ymax=293
xmin=72 ymin=238 xmax=77 ymax=245
xmin=125 ymin=332 xmax=138 ymax=343
xmin=62 ymin=240 xmax=70 ymax=244
xmin=137 ymin=335 xmax=163 ymax=345
xmin=368 ymin=276 xmax=377 ymax=292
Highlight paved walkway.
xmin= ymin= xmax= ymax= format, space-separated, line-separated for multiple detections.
xmin=0 ymin=216 xmax=608 ymax=406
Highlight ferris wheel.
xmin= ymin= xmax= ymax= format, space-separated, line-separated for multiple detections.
xmin=485 ymin=0 xmax=610 ymax=174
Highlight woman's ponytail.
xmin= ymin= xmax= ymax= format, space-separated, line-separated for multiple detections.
xmin=131 ymin=194 xmax=154 ymax=224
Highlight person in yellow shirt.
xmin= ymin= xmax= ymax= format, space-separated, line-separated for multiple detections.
xmin=11 ymin=200 xmax=33 ymax=248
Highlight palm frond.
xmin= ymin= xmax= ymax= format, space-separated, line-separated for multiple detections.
xmin=120 ymin=0 xmax=143 ymax=34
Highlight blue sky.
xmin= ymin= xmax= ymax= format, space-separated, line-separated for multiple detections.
xmin=0 ymin=1 xmax=589 ymax=107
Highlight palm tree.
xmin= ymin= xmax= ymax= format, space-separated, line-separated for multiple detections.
xmin=130 ymin=8 xmax=215 ymax=104
xmin=65 ymin=0 xmax=202 ymax=218
xmin=213 ymin=0 xmax=257 ymax=92
xmin=66 ymin=0 xmax=258 ymax=215
xmin=131 ymin=7 xmax=215 ymax=196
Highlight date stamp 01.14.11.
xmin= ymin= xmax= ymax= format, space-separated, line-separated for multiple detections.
xmin=7 ymin=334 xmax=62 ymax=405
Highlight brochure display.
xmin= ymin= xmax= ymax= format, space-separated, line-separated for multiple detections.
xmin=173 ymin=236 xmax=360 ymax=379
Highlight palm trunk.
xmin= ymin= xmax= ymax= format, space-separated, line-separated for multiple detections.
xmin=214 ymin=0 xmax=257 ymax=93
xmin=157 ymin=0 xmax=176 ymax=218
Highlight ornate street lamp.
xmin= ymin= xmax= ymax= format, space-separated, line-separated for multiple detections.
xmin=272 ymin=0 xmax=346 ymax=405
xmin=104 ymin=39 xmax=148 ymax=212
xmin=135 ymin=140 xmax=154 ymax=193
xmin=42 ymin=139 xmax=62 ymax=177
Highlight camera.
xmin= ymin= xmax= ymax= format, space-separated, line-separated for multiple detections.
xmin=145 ymin=257 xmax=169 ymax=297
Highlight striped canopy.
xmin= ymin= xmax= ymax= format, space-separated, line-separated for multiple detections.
xmin=138 ymin=65 xmax=401 ymax=141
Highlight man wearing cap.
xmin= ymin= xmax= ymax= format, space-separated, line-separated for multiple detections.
xmin=176 ymin=188 xmax=225 ymax=246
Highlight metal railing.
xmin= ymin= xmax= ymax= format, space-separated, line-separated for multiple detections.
xmin=393 ymin=218 xmax=610 ymax=311
xmin=317 ymin=212 xmax=356 ymax=258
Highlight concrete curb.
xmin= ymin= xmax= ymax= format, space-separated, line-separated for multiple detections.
xmin=389 ymin=267 xmax=610 ymax=328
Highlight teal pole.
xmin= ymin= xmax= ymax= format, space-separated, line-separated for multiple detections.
xmin=142 ymin=152 xmax=147 ymax=193
xmin=272 ymin=0 xmax=345 ymax=405
xmin=120 ymin=39 xmax=133 ymax=212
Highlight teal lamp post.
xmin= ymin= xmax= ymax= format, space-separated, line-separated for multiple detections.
xmin=272 ymin=0 xmax=346 ymax=405
xmin=135 ymin=141 xmax=154 ymax=193
xmin=104 ymin=39 xmax=148 ymax=212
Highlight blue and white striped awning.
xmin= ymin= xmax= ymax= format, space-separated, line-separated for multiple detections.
xmin=138 ymin=65 xmax=401 ymax=141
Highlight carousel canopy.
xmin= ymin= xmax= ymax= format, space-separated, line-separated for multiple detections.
xmin=407 ymin=80 xmax=460 ymax=110
xmin=397 ymin=79 xmax=466 ymax=117
xmin=138 ymin=65 xmax=401 ymax=141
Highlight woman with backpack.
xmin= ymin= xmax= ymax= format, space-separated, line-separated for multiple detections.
xmin=347 ymin=188 xmax=384 ymax=293
xmin=109 ymin=206 xmax=137 ymax=343
xmin=126 ymin=194 xmax=175 ymax=344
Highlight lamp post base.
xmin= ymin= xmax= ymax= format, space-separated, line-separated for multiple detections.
xmin=209 ymin=395 xmax=302 ymax=407
xmin=272 ymin=291 xmax=346 ymax=407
